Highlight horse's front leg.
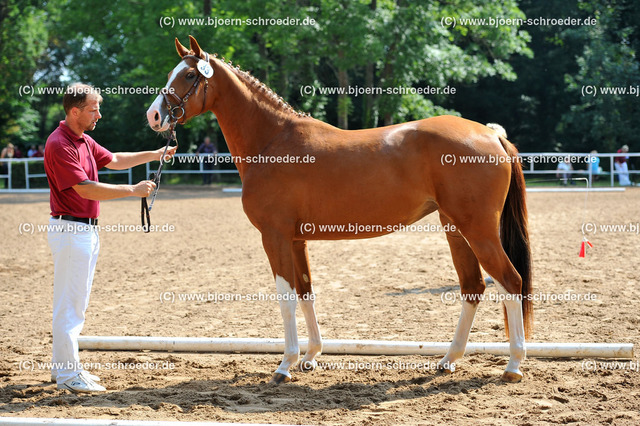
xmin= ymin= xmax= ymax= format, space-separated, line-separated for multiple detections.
xmin=292 ymin=240 xmax=322 ymax=372
xmin=262 ymin=233 xmax=299 ymax=384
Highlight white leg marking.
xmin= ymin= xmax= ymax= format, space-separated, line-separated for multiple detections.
xmin=299 ymin=291 xmax=322 ymax=371
xmin=275 ymin=275 xmax=299 ymax=378
xmin=439 ymin=300 xmax=478 ymax=372
xmin=495 ymin=282 xmax=526 ymax=376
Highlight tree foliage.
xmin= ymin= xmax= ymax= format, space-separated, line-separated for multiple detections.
xmin=559 ymin=0 xmax=640 ymax=151
xmin=0 ymin=0 xmax=47 ymax=146
xmin=0 ymin=0 xmax=638 ymax=157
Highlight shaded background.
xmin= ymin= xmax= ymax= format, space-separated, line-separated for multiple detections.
xmin=1 ymin=0 xmax=639 ymax=158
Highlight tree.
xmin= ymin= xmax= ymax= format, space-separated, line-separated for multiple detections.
xmin=559 ymin=0 xmax=640 ymax=152
xmin=0 ymin=0 xmax=47 ymax=147
xmin=11 ymin=0 xmax=635 ymax=162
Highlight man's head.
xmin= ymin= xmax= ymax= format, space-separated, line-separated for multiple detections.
xmin=204 ymin=136 xmax=211 ymax=145
xmin=621 ymin=145 xmax=629 ymax=153
xmin=64 ymin=83 xmax=103 ymax=133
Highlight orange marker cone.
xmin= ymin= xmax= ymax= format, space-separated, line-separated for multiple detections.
xmin=579 ymin=237 xmax=593 ymax=257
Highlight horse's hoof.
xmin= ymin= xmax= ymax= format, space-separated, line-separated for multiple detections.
xmin=437 ymin=361 xmax=455 ymax=374
xmin=298 ymin=359 xmax=317 ymax=372
xmin=501 ymin=370 xmax=523 ymax=383
xmin=269 ymin=372 xmax=291 ymax=384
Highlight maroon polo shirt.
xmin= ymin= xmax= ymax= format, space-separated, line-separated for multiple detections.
xmin=44 ymin=121 xmax=113 ymax=218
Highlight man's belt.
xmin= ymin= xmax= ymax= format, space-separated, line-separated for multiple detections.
xmin=52 ymin=215 xmax=99 ymax=225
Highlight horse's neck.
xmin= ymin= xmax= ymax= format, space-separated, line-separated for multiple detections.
xmin=209 ymin=62 xmax=295 ymax=176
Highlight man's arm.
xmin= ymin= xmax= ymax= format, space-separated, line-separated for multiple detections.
xmin=72 ymin=180 xmax=156 ymax=201
xmin=106 ymin=146 xmax=177 ymax=170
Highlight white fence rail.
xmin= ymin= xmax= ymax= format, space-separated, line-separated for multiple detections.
xmin=0 ymin=157 xmax=132 ymax=193
xmin=519 ymin=152 xmax=639 ymax=187
xmin=144 ymin=153 xmax=239 ymax=178
xmin=1 ymin=152 xmax=637 ymax=193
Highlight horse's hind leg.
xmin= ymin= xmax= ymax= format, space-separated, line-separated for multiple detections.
xmin=463 ymin=233 xmax=526 ymax=383
xmin=292 ymin=240 xmax=323 ymax=372
xmin=437 ymin=212 xmax=485 ymax=373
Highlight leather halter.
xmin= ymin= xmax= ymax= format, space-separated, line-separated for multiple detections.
xmin=161 ymin=52 xmax=212 ymax=126
xmin=142 ymin=52 xmax=213 ymax=233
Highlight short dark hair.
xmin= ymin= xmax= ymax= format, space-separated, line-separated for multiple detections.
xmin=63 ymin=83 xmax=102 ymax=114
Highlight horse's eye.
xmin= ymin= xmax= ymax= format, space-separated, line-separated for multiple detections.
xmin=186 ymin=71 xmax=196 ymax=79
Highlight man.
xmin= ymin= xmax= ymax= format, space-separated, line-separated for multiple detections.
xmin=195 ymin=136 xmax=218 ymax=184
xmin=44 ymin=83 xmax=177 ymax=393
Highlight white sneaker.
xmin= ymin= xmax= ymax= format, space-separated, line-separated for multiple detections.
xmin=57 ymin=372 xmax=106 ymax=393
xmin=51 ymin=370 xmax=100 ymax=383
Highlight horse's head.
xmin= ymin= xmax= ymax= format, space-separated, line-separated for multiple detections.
xmin=146 ymin=35 xmax=214 ymax=132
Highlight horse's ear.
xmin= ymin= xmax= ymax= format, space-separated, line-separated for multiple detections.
xmin=188 ymin=35 xmax=204 ymax=59
xmin=175 ymin=38 xmax=189 ymax=58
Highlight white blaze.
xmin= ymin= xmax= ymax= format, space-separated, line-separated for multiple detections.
xmin=147 ymin=61 xmax=189 ymax=130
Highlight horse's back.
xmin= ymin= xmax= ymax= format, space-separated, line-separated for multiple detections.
xmin=301 ymin=115 xmax=508 ymax=158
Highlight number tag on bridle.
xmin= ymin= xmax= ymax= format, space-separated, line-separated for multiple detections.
xmin=197 ymin=59 xmax=214 ymax=78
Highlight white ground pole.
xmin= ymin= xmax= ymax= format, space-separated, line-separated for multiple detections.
xmin=78 ymin=337 xmax=634 ymax=359
xmin=0 ymin=419 xmax=296 ymax=426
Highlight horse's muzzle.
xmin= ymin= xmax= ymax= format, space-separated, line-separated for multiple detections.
xmin=146 ymin=94 xmax=170 ymax=132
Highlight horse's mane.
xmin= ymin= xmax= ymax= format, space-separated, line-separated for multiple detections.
xmin=208 ymin=52 xmax=311 ymax=119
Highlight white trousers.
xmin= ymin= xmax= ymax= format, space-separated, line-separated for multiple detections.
xmin=614 ymin=162 xmax=631 ymax=186
xmin=47 ymin=218 xmax=100 ymax=384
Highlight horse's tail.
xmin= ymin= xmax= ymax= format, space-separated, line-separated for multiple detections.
xmin=498 ymin=136 xmax=533 ymax=339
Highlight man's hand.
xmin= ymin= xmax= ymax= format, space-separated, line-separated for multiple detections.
xmin=132 ymin=180 xmax=157 ymax=198
xmin=108 ymin=147 xmax=177 ymax=170
xmin=156 ymin=145 xmax=178 ymax=162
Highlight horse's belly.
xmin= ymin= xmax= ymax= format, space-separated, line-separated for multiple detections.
xmin=294 ymin=197 xmax=439 ymax=240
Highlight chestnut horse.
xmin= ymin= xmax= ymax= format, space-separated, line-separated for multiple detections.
xmin=146 ymin=36 xmax=533 ymax=384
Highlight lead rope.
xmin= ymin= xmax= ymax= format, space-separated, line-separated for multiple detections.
xmin=142 ymin=126 xmax=177 ymax=233
xmin=141 ymin=51 xmax=212 ymax=232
